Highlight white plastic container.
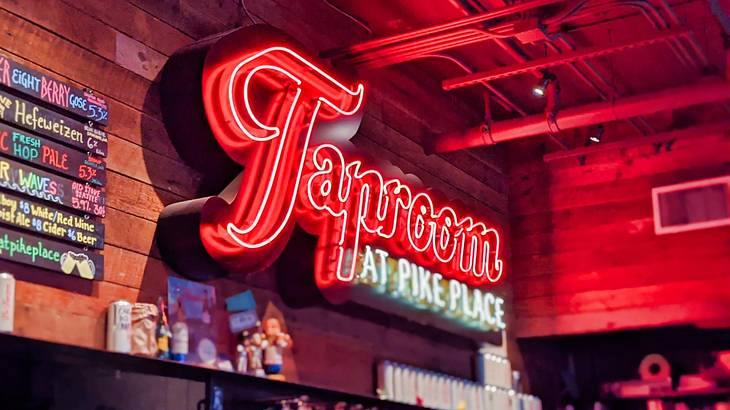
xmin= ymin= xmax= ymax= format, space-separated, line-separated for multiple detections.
xmin=106 ymin=300 xmax=132 ymax=353
xmin=0 ymin=272 xmax=15 ymax=333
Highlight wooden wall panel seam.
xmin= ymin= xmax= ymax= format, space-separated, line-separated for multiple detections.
xmin=56 ymin=0 xmax=193 ymax=56
xmin=0 ymin=9 xmax=161 ymax=117
xmin=0 ymin=4 xmax=161 ymax=83
xmin=0 ymin=49 xmax=179 ymax=162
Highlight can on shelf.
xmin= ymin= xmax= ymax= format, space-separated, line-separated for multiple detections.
xmin=0 ymin=272 xmax=15 ymax=333
xmin=107 ymin=300 xmax=132 ymax=353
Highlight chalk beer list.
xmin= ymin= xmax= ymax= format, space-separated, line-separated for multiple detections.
xmin=0 ymin=88 xmax=108 ymax=157
xmin=0 ymin=192 xmax=104 ymax=249
xmin=0 ymin=55 xmax=107 ymax=280
xmin=0 ymin=54 xmax=109 ymax=125
xmin=0 ymin=122 xmax=106 ymax=186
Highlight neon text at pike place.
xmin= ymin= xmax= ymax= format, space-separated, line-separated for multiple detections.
xmin=199 ymin=46 xmax=503 ymax=293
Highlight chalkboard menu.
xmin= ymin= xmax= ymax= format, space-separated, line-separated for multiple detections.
xmin=0 ymin=88 xmax=107 ymax=156
xmin=0 ymin=55 xmax=107 ymax=280
xmin=0 ymin=55 xmax=108 ymax=125
xmin=0 ymin=123 xmax=106 ymax=186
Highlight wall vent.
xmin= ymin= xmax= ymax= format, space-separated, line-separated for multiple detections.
xmin=652 ymin=176 xmax=730 ymax=235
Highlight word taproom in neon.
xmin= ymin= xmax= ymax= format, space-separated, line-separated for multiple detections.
xmin=158 ymin=26 xmax=505 ymax=330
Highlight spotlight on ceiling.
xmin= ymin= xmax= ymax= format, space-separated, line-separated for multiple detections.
xmin=589 ymin=124 xmax=605 ymax=144
xmin=532 ymin=72 xmax=556 ymax=97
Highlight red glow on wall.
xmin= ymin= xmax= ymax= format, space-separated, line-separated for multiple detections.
xmin=196 ymin=34 xmax=504 ymax=302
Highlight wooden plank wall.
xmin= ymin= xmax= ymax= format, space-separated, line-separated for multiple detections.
xmin=508 ymin=129 xmax=730 ymax=339
xmin=0 ymin=0 xmax=508 ymax=396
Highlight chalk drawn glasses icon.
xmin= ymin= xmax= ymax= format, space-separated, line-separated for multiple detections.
xmin=60 ymin=251 xmax=96 ymax=279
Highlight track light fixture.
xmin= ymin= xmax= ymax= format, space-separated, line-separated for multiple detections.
xmin=589 ymin=124 xmax=605 ymax=144
xmin=532 ymin=72 xmax=557 ymax=97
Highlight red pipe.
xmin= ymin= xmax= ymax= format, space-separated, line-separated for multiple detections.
xmin=322 ymin=0 xmax=565 ymax=57
xmin=442 ymin=29 xmax=687 ymax=89
xmin=351 ymin=29 xmax=496 ymax=67
xmin=424 ymin=54 xmax=528 ymax=115
xmin=426 ymin=77 xmax=730 ymax=153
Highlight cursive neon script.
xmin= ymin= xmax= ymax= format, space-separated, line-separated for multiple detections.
xmin=198 ymin=46 xmax=503 ymax=297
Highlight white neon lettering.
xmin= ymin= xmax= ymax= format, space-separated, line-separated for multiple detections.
xmin=410 ymin=263 xmax=420 ymax=299
xmin=473 ymin=288 xmax=484 ymax=322
xmin=484 ymin=293 xmax=496 ymax=325
xmin=206 ymin=45 xmax=503 ymax=291
xmin=397 ymin=258 xmax=411 ymax=296
xmin=418 ymin=268 xmax=433 ymax=304
xmin=432 ymin=273 xmax=445 ymax=308
xmin=461 ymin=283 xmax=473 ymax=318
xmin=448 ymin=280 xmax=461 ymax=312
xmin=361 ymin=245 xmax=377 ymax=282
xmin=222 ymin=47 xmax=364 ymax=257
xmin=375 ymin=248 xmax=389 ymax=287
xmin=305 ymin=144 xmax=504 ymax=286
xmin=353 ymin=246 xmax=507 ymax=330
xmin=495 ymin=297 xmax=506 ymax=329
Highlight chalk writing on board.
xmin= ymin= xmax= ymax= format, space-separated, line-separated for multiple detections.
xmin=0 ymin=157 xmax=106 ymax=217
xmin=71 ymin=182 xmax=105 ymax=217
xmin=0 ymin=192 xmax=103 ymax=249
xmin=0 ymin=55 xmax=109 ymax=125
xmin=0 ymin=90 xmax=108 ymax=157
xmin=0 ymin=123 xmax=106 ymax=186
xmin=0 ymin=226 xmax=103 ymax=280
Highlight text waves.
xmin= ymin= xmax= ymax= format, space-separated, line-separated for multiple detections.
xmin=0 ymin=123 xmax=105 ymax=186
xmin=0 ymin=89 xmax=107 ymax=157
xmin=301 ymin=144 xmax=503 ymax=289
xmin=0 ymin=226 xmax=102 ymax=280
xmin=0 ymin=157 xmax=105 ymax=217
xmin=0 ymin=54 xmax=109 ymax=125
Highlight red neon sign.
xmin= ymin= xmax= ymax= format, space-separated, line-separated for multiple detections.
xmin=162 ymin=27 xmax=504 ymax=304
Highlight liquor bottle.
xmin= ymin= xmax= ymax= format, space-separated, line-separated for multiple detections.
xmin=171 ymin=299 xmax=189 ymax=362
xmin=156 ymin=297 xmax=172 ymax=360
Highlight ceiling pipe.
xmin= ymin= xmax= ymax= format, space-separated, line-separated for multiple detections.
xmin=425 ymin=77 xmax=730 ymax=153
xmin=322 ymin=0 xmax=565 ymax=59
xmin=546 ymin=35 xmax=654 ymax=136
xmin=656 ymin=0 xmax=709 ymax=67
xmin=442 ymin=29 xmax=688 ymax=89
xmin=450 ymin=0 xmax=654 ymax=138
xmin=542 ymin=120 xmax=730 ymax=162
xmin=707 ymin=0 xmax=730 ymax=36
xmin=423 ymin=54 xmax=527 ymax=115
xmin=706 ymin=0 xmax=730 ymax=81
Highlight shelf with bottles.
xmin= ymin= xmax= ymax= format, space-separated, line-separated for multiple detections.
xmin=0 ymin=332 xmax=425 ymax=410
xmin=377 ymin=360 xmax=542 ymax=410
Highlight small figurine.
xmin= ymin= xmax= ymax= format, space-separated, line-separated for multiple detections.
xmin=235 ymin=345 xmax=248 ymax=374
xmin=262 ymin=317 xmax=293 ymax=379
xmin=235 ymin=331 xmax=249 ymax=374
xmin=245 ymin=327 xmax=266 ymax=377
